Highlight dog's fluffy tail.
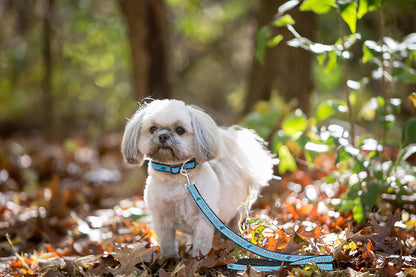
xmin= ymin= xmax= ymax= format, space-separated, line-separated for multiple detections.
xmin=219 ymin=126 xmax=274 ymax=193
xmin=235 ymin=126 xmax=274 ymax=189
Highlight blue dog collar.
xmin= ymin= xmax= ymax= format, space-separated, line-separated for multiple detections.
xmin=150 ymin=158 xmax=198 ymax=174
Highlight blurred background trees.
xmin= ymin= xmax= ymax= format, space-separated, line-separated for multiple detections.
xmin=0 ymin=0 xmax=415 ymax=140
xmin=1 ymin=0 xmax=416 ymax=257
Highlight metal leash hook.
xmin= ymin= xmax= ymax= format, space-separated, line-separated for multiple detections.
xmin=180 ymin=161 xmax=193 ymax=188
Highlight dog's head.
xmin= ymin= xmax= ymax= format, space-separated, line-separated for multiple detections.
xmin=121 ymin=99 xmax=221 ymax=166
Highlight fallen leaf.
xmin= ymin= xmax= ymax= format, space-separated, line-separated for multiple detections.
xmin=109 ymin=243 xmax=154 ymax=276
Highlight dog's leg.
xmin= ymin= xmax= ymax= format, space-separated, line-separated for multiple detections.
xmin=153 ymin=216 xmax=178 ymax=257
xmin=191 ymin=218 xmax=214 ymax=257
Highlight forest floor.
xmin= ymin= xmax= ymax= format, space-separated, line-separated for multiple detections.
xmin=0 ymin=134 xmax=415 ymax=276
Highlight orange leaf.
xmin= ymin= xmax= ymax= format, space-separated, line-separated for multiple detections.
xmin=284 ymin=202 xmax=299 ymax=220
xmin=44 ymin=243 xmax=60 ymax=255
xmin=275 ymin=229 xmax=290 ymax=250
xmin=266 ymin=236 xmax=277 ymax=251
xmin=298 ymin=203 xmax=314 ymax=217
xmin=11 ymin=258 xmax=23 ymax=268
xmin=296 ymin=225 xmax=321 ymax=239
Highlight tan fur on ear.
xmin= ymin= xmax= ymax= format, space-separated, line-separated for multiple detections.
xmin=188 ymin=106 xmax=221 ymax=162
xmin=121 ymin=108 xmax=145 ymax=166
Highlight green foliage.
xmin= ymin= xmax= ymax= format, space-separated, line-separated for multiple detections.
xmin=362 ymin=35 xmax=416 ymax=85
xmin=357 ymin=0 xmax=384 ymax=19
xmin=299 ymin=0 xmax=337 ymax=14
xmin=255 ymin=26 xmax=272 ymax=65
xmin=402 ymin=118 xmax=416 ymax=146
xmin=316 ymin=100 xmax=347 ymax=121
xmin=282 ymin=110 xmax=308 ymax=136
xmin=250 ymin=0 xmax=416 ymax=225
xmin=340 ymin=1 xmax=358 ymax=34
xmin=273 ymin=14 xmax=296 ymax=27
xmin=0 ymin=0 xmax=135 ymax=135
xmin=241 ymin=95 xmax=416 ymax=225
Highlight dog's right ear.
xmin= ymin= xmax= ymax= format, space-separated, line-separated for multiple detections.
xmin=121 ymin=109 xmax=145 ymax=166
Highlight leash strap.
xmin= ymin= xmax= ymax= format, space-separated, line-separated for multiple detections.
xmin=228 ymin=258 xmax=333 ymax=272
xmin=186 ymin=184 xmax=333 ymax=272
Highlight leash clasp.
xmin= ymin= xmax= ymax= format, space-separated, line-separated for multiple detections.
xmin=180 ymin=164 xmax=193 ymax=188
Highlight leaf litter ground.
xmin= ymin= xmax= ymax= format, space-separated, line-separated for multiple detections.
xmin=0 ymin=135 xmax=415 ymax=276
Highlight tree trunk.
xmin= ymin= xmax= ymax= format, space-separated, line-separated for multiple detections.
xmin=119 ymin=0 xmax=173 ymax=100
xmin=243 ymin=0 xmax=316 ymax=115
xmin=42 ymin=0 xmax=54 ymax=138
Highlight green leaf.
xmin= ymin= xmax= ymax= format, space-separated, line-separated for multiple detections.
xmin=325 ymin=50 xmax=338 ymax=73
xmin=273 ymin=14 xmax=295 ymax=27
xmin=267 ymin=34 xmax=284 ymax=47
xmin=360 ymin=182 xmax=382 ymax=209
xmin=316 ymin=53 xmax=326 ymax=66
xmin=362 ymin=40 xmax=382 ymax=63
xmin=393 ymin=65 xmax=416 ymax=84
xmin=357 ymin=0 xmax=383 ymax=19
xmin=281 ymin=110 xmax=308 ymax=136
xmin=272 ymin=131 xmax=290 ymax=152
xmin=316 ymin=100 xmax=337 ymax=121
xmin=255 ymin=26 xmax=271 ymax=65
xmin=241 ymin=112 xmax=271 ymax=139
xmin=341 ymin=1 xmax=358 ymax=34
xmin=353 ymin=204 xmax=366 ymax=224
xmin=402 ymin=117 xmax=416 ymax=146
xmin=345 ymin=182 xmax=361 ymax=200
xmin=339 ymin=199 xmax=355 ymax=212
xmin=95 ymin=72 xmax=115 ymax=87
xmin=336 ymin=147 xmax=353 ymax=164
xmin=379 ymin=114 xmax=395 ymax=131
xmin=262 ymin=106 xmax=282 ymax=128
xmin=278 ymin=145 xmax=297 ymax=174
xmin=251 ymin=225 xmax=266 ymax=245
xmin=241 ymin=112 xmax=263 ymax=128
xmin=362 ymin=43 xmax=374 ymax=63
xmin=299 ymin=0 xmax=337 ymax=14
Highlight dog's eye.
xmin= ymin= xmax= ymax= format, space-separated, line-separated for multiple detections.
xmin=175 ymin=127 xmax=185 ymax=135
xmin=149 ymin=126 xmax=157 ymax=134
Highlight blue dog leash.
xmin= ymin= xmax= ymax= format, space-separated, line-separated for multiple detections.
xmin=180 ymin=168 xmax=333 ymax=272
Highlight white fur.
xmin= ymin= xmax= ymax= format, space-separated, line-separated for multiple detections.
xmin=121 ymin=99 xmax=273 ymax=257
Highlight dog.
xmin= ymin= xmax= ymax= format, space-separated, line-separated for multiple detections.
xmin=121 ymin=99 xmax=273 ymax=257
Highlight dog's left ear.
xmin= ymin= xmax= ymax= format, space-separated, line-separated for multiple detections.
xmin=121 ymin=108 xmax=145 ymax=166
xmin=189 ymin=106 xmax=221 ymax=162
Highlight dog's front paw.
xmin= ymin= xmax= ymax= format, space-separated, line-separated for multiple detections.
xmin=191 ymin=220 xmax=215 ymax=257
xmin=190 ymin=243 xmax=212 ymax=257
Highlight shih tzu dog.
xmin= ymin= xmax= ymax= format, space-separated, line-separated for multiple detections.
xmin=121 ymin=99 xmax=273 ymax=257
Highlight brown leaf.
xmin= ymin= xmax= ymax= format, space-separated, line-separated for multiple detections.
xmin=109 ymin=243 xmax=154 ymax=276
xmin=275 ymin=229 xmax=291 ymax=250
xmin=333 ymin=225 xmax=373 ymax=261
xmin=280 ymin=236 xmax=307 ymax=254
xmin=243 ymin=264 xmax=262 ymax=277
xmin=47 ymin=174 xmax=70 ymax=218
xmin=85 ymin=255 xmax=119 ymax=276
xmin=370 ymin=213 xmax=404 ymax=254
xmin=296 ymin=225 xmax=321 ymax=239
xmin=379 ymin=262 xmax=399 ymax=277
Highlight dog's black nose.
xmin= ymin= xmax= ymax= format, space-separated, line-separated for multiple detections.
xmin=159 ymin=134 xmax=170 ymax=143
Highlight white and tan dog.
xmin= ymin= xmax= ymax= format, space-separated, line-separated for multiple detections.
xmin=121 ymin=99 xmax=273 ymax=257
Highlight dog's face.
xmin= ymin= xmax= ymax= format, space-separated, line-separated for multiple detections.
xmin=121 ymin=99 xmax=221 ymax=166
xmin=139 ymin=105 xmax=195 ymax=163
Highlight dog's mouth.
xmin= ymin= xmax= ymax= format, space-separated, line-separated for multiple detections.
xmin=149 ymin=146 xmax=182 ymax=163
xmin=158 ymin=146 xmax=174 ymax=152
